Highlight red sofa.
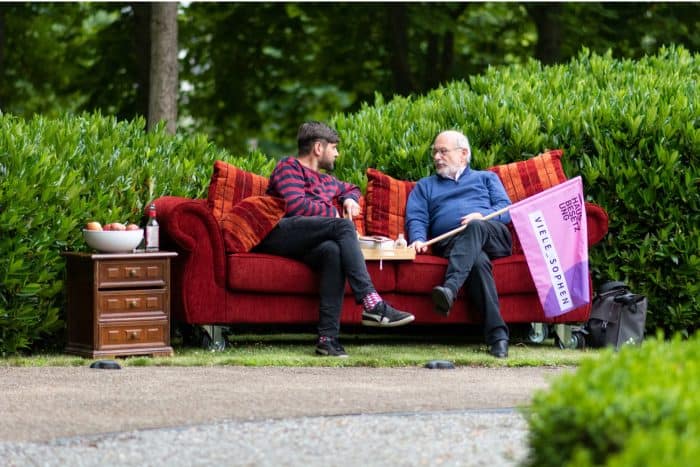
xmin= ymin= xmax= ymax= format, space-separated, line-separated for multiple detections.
xmin=153 ymin=150 xmax=608 ymax=338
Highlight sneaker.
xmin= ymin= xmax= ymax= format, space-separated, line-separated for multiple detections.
xmin=431 ymin=286 xmax=455 ymax=317
xmin=362 ymin=301 xmax=415 ymax=327
xmin=315 ymin=336 xmax=349 ymax=358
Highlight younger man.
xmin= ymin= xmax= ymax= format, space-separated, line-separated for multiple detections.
xmin=254 ymin=122 xmax=415 ymax=357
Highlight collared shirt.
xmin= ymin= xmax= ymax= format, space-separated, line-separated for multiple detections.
xmin=449 ymin=166 xmax=466 ymax=181
xmin=266 ymin=157 xmax=361 ymax=217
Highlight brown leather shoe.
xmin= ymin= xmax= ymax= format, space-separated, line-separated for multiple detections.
xmin=489 ymin=340 xmax=509 ymax=358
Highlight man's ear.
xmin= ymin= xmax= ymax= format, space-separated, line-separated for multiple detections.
xmin=312 ymin=140 xmax=326 ymax=157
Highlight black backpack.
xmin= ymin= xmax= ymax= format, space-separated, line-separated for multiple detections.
xmin=584 ymin=281 xmax=648 ymax=350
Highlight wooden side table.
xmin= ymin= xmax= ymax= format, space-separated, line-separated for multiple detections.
xmin=62 ymin=251 xmax=177 ymax=358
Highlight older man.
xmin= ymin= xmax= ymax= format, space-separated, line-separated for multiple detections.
xmin=405 ymin=130 xmax=513 ymax=357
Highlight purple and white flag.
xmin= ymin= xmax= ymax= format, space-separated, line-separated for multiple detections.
xmin=509 ymin=176 xmax=589 ymax=318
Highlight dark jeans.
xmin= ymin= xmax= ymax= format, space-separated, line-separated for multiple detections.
xmin=432 ymin=220 xmax=512 ymax=345
xmin=253 ymin=216 xmax=375 ymax=338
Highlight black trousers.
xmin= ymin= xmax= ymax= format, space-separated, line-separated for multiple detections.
xmin=253 ymin=216 xmax=375 ymax=338
xmin=432 ymin=220 xmax=512 ymax=345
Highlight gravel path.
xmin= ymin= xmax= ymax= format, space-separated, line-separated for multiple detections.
xmin=0 ymin=366 xmax=563 ymax=466
xmin=0 ymin=410 xmax=529 ymax=467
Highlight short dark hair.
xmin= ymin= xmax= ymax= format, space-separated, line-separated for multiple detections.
xmin=297 ymin=121 xmax=339 ymax=155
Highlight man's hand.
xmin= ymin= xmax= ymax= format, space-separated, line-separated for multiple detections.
xmin=410 ymin=240 xmax=429 ymax=254
xmin=460 ymin=212 xmax=484 ymax=225
xmin=343 ymin=198 xmax=361 ymax=220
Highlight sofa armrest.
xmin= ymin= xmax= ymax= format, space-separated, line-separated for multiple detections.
xmin=585 ymin=202 xmax=609 ymax=247
xmin=507 ymin=201 xmax=608 ymax=255
xmin=152 ymin=196 xmax=228 ymax=324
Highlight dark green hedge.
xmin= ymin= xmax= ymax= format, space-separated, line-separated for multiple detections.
xmin=1 ymin=46 xmax=698 ymax=355
xmin=523 ymin=333 xmax=700 ymax=466
xmin=332 ymin=45 xmax=699 ymax=336
xmin=0 ymin=113 xmax=275 ymax=355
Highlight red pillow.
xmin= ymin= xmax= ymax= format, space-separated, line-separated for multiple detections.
xmin=220 ymin=196 xmax=286 ymax=253
xmin=488 ymin=149 xmax=567 ymax=203
xmin=207 ymin=160 xmax=270 ymax=221
xmin=365 ymin=168 xmax=416 ymax=239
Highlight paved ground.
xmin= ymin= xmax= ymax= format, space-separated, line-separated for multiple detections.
xmin=0 ymin=366 xmax=569 ymax=466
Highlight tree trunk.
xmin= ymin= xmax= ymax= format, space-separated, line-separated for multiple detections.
xmin=526 ymin=3 xmax=563 ymax=65
xmin=387 ymin=4 xmax=414 ymax=96
xmin=148 ymin=2 xmax=178 ymax=134
xmin=423 ymin=34 xmax=439 ymax=90
xmin=132 ymin=3 xmax=150 ymax=120
xmin=0 ymin=7 xmax=5 ymax=109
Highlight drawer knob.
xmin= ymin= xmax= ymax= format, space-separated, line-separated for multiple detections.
xmin=129 ymin=331 xmax=138 ymax=339
xmin=128 ymin=269 xmax=137 ymax=277
xmin=128 ymin=300 xmax=137 ymax=308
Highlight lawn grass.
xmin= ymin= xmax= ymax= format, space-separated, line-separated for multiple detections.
xmin=0 ymin=330 xmax=603 ymax=368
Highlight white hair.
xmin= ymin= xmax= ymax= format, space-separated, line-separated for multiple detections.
xmin=454 ymin=133 xmax=471 ymax=165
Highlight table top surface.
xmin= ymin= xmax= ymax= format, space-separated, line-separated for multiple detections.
xmin=361 ymin=247 xmax=416 ymax=261
xmin=61 ymin=250 xmax=178 ymax=260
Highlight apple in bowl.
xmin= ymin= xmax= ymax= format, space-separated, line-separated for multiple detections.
xmin=103 ymin=222 xmax=126 ymax=231
xmin=83 ymin=221 xmax=143 ymax=253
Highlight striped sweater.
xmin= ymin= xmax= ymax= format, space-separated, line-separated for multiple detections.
xmin=266 ymin=157 xmax=361 ymax=217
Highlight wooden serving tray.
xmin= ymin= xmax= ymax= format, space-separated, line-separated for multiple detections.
xmin=361 ymin=247 xmax=416 ymax=261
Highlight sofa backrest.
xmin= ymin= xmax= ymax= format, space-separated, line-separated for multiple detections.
xmin=206 ymin=150 xmax=578 ymax=252
xmin=206 ymin=159 xmax=366 ymax=235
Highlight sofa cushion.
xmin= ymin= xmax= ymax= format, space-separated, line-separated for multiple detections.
xmin=365 ymin=168 xmax=416 ymax=239
xmin=219 ymin=196 xmax=287 ymax=253
xmin=227 ymin=252 xmax=396 ymax=293
xmin=487 ymin=149 xmax=567 ymax=203
xmin=207 ymin=160 xmax=270 ymax=221
xmin=394 ymin=254 xmax=534 ymax=295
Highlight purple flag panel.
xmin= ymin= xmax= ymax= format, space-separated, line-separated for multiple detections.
xmin=509 ymin=176 xmax=589 ymax=318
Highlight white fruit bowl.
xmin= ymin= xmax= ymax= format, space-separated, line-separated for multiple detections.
xmin=82 ymin=229 xmax=143 ymax=253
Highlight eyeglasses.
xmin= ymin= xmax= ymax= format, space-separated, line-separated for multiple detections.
xmin=431 ymin=147 xmax=462 ymax=156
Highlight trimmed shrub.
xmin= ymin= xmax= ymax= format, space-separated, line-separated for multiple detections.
xmin=522 ymin=333 xmax=700 ymax=467
xmin=2 ymin=46 xmax=698 ymax=354
xmin=332 ymin=45 xmax=699 ymax=335
xmin=0 ymin=113 xmax=275 ymax=355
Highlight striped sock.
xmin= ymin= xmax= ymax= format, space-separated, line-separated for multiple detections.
xmin=362 ymin=292 xmax=382 ymax=311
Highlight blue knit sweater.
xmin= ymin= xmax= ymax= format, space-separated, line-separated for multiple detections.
xmin=405 ymin=168 xmax=512 ymax=243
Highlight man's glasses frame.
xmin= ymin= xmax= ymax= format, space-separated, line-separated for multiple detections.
xmin=431 ymin=146 xmax=463 ymax=156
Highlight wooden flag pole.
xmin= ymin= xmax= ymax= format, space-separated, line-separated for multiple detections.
xmin=423 ymin=206 xmax=512 ymax=247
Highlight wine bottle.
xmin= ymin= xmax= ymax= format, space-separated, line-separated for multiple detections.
xmin=145 ymin=203 xmax=159 ymax=252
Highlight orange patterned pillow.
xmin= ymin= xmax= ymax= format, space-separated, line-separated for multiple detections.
xmin=219 ymin=196 xmax=287 ymax=253
xmin=488 ymin=149 xmax=567 ymax=203
xmin=207 ymin=160 xmax=269 ymax=221
xmin=365 ymin=168 xmax=416 ymax=239
xmin=333 ymin=195 xmax=367 ymax=236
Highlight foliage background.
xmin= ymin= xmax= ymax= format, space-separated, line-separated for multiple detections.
xmin=0 ymin=4 xmax=698 ymax=354
xmin=1 ymin=2 xmax=698 ymax=155
xmin=1 ymin=48 xmax=697 ymax=355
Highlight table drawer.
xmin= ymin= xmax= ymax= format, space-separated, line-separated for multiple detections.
xmin=99 ymin=322 xmax=167 ymax=348
xmin=97 ymin=259 xmax=169 ymax=288
xmin=98 ymin=290 xmax=167 ymax=318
